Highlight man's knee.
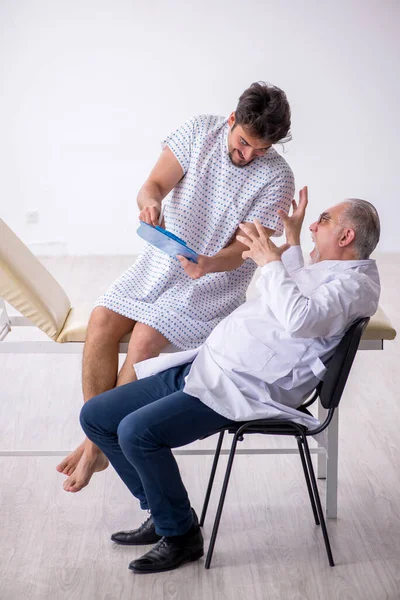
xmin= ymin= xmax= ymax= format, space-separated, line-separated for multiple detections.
xmin=87 ymin=307 xmax=133 ymax=342
xmin=80 ymin=397 xmax=97 ymax=434
xmin=117 ymin=413 xmax=149 ymax=456
xmin=80 ymin=393 xmax=110 ymax=435
xmin=127 ymin=323 xmax=169 ymax=363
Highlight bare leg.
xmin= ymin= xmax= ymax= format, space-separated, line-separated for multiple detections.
xmin=116 ymin=323 xmax=170 ymax=386
xmin=63 ymin=322 xmax=170 ymax=492
xmin=57 ymin=307 xmax=134 ymax=476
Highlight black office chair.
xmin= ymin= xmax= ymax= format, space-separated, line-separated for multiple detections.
xmin=200 ymin=317 xmax=370 ymax=569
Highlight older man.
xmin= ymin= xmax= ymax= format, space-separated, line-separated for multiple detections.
xmin=79 ymin=187 xmax=380 ymax=574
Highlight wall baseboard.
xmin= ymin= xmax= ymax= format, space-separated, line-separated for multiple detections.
xmin=27 ymin=241 xmax=69 ymax=256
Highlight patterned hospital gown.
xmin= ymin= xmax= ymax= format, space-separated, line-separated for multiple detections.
xmin=96 ymin=115 xmax=294 ymax=350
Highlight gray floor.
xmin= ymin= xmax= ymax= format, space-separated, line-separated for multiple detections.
xmin=1 ymin=254 xmax=399 ymax=600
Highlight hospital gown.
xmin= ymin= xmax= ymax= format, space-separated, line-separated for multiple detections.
xmin=96 ymin=115 xmax=294 ymax=349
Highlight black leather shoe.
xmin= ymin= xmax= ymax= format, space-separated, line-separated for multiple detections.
xmin=111 ymin=508 xmax=199 ymax=546
xmin=111 ymin=514 xmax=162 ymax=546
xmin=128 ymin=528 xmax=204 ymax=574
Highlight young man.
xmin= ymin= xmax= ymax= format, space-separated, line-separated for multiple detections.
xmin=59 ymin=82 xmax=295 ymax=492
xmin=79 ymin=188 xmax=381 ymax=574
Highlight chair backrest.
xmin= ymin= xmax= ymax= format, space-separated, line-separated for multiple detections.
xmin=0 ymin=219 xmax=71 ymax=340
xmin=319 ymin=317 xmax=370 ymax=409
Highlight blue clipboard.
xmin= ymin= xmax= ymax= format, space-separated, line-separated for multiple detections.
xmin=137 ymin=222 xmax=198 ymax=263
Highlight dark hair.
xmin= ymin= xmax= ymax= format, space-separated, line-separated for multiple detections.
xmin=234 ymin=81 xmax=292 ymax=144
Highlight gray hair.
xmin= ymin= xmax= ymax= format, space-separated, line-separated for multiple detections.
xmin=339 ymin=199 xmax=380 ymax=259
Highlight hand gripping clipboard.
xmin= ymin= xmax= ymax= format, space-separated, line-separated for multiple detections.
xmin=137 ymin=221 xmax=198 ymax=263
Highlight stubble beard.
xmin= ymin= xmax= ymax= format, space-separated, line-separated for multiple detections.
xmin=228 ymin=149 xmax=250 ymax=168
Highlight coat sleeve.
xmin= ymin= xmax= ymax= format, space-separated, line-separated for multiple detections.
xmin=281 ymin=245 xmax=304 ymax=274
xmin=256 ymin=261 xmax=379 ymax=338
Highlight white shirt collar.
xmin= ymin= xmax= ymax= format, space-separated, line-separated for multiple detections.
xmin=307 ymin=258 xmax=376 ymax=272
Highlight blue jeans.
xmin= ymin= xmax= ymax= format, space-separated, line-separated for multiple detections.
xmin=80 ymin=362 xmax=235 ymax=537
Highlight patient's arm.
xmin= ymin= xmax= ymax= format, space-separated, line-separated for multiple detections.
xmin=177 ymin=222 xmax=275 ymax=280
xmin=137 ymin=147 xmax=184 ymax=226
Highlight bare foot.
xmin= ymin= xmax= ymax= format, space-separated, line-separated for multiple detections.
xmin=56 ymin=440 xmax=86 ymax=475
xmin=63 ymin=446 xmax=109 ymax=493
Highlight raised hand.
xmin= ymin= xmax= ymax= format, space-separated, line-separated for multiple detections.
xmin=278 ymin=185 xmax=308 ymax=246
xmin=236 ymin=219 xmax=290 ymax=267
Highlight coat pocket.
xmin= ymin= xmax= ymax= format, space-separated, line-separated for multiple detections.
xmin=225 ymin=322 xmax=276 ymax=372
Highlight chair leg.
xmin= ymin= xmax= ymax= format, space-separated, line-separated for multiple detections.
xmin=302 ymin=436 xmax=335 ymax=567
xmin=296 ymin=437 xmax=320 ymax=526
xmin=200 ymin=431 xmax=225 ymax=527
xmin=205 ymin=432 xmax=239 ymax=569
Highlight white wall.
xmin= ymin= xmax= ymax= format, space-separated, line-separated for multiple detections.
xmin=1 ymin=0 xmax=399 ymax=255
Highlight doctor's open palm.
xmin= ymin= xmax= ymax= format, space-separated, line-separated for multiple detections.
xmin=278 ymin=185 xmax=308 ymax=245
xmin=236 ymin=220 xmax=290 ymax=267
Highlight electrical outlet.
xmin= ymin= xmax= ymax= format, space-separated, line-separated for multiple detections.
xmin=26 ymin=210 xmax=39 ymax=224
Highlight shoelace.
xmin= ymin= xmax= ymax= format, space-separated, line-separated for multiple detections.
xmin=126 ymin=512 xmax=152 ymax=533
xmin=151 ymin=537 xmax=168 ymax=552
xmin=140 ymin=513 xmax=153 ymax=528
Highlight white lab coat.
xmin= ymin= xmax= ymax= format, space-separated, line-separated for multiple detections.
xmin=134 ymin=246 xmax=381 ymax=430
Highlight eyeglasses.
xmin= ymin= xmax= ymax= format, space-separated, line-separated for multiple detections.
xmin=317 ymin=213 xmax=337 ymax=225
